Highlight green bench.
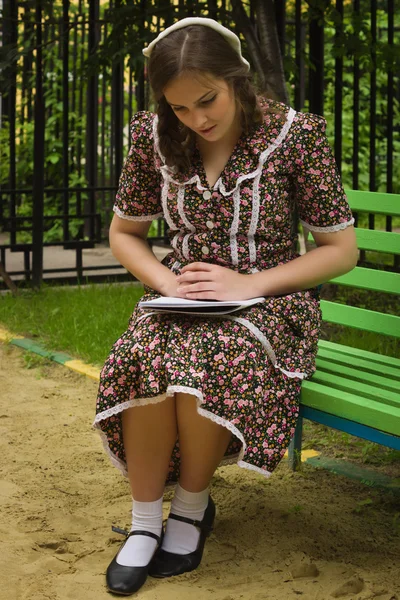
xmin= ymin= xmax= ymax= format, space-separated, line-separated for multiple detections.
xmin=289 ymin=189 xmax=400 ymax=469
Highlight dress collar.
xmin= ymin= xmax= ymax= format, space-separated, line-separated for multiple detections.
xmin=154 ymin=98 xmax=292 ymax=196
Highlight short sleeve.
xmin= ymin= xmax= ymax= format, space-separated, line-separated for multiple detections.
xmin=292 ymin=112 xmax=354 ymax=233
xmin=113 ymin=112 xmax=163 ymax=221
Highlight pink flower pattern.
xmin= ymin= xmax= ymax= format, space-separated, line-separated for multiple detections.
xmin=95 ymin=98 xmax=353 ymax=482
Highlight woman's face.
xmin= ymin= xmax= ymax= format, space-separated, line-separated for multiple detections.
xmin=163 ymin=73 xmax=240 ymax=143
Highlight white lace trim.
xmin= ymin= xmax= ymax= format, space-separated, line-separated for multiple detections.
xmin=171 ymin=260 xmax=181 ymax=273
xmin=161 ymin=180 xmax=177 ymax=231
xmin=224 ymin=316 xmax=277 ymax=365
xmin=93 ymin=386 xmax=274 ymax=479
xmin=236 ymin=460 xmax=273 ymax=477
xmin=300 ymin=217 xmax=355 ymax=233
xmin=248 ymin=170 xmax=262 ymax=264
xmin=113 ymin=205 xmax=163 ymax=221
xmin=95 ymin=426 xmax=129 ymax=476
xmin=136 ymin=311 xmax=158 ymax=323
xmin=181 ymin=234 xmax=190 ymax=259
xmin=245 ymin=108 xmax=296 ymax=265
xmin=171 ymin=232 xmax=182 ymax=259
xmin=152 ymin=115 xmax=166 ymax=164
xmin=177 ymin=186 xmax=195 ymax=231
xmin=223 ymin=316 xmax=306 ymax=380
xmin=276 ymin=366 xmax=306 ymax=380
xmin=176 ymin=185 xmax=196 ymax=260
xmin=230 ymin=187 xmax=241 ymax=266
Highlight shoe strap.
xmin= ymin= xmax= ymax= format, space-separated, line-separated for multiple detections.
xmin=168 ymin=513 xmax=213 ymax=534
xmin=128 ymin=530 xmax=162 ymax=544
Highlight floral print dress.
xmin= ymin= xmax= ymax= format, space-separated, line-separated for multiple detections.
xmin=93 ymin=98 xmax=354 ymax=483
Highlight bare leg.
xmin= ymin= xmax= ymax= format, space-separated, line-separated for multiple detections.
xmin=108 ymin=396 xmax=177 ymax=573
xmin=175 ymin=392 xmax=232 ymax=492
xmin=156 ymin=392 xmax=232 ymax=559
xmin=122 ymin=395 xmax=177 ymax=501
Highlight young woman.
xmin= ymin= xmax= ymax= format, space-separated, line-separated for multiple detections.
xmin=93 ymin=17 xmax=357 ymax=596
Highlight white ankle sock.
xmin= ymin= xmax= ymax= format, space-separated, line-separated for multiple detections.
xmin=116 ymin=497 xmax=163 ymax=567
xmin=162 ymin=484 xmax=209 ymax=555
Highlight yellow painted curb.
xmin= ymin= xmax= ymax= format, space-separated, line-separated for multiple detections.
xmin=0 ymin=326 xmax=24 ymax=342
xmin=284 ymin=448 xmax=320 ymax=462
xmin=64 ymin=359 xmax=100 ymax=381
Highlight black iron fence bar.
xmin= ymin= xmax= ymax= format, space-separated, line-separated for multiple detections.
xmin=353 ymin=0 xmax=360 ymax=196
xmin=369 ymin=0 xmax=377 ymax=202
xmin=3 ymin=0 xmax=18 ymax=243
xmin=334 ymin=0 xmax=343 ymax=171
xmin=308 ymin=1 xmax=324 ymax=116
xmin=294 ymin=0 xmax=305 ymax=111
xmin=63 ymin=0 xmax=70 ymax=243
xmin=31 ymin=0 xmax=45 ymax=288
xmin=111 ymin=0 xmax=124 ymax=188
xmin=87 ymin=0 xmax=100 ymax=241
xmin=78 ymin=15 xmax=86 ymax=181
xmin=387 ymin=0 xmax=394 ymax=231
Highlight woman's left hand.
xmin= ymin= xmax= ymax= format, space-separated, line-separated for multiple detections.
xmin=176 ymin=262 xmax=259 ymax=301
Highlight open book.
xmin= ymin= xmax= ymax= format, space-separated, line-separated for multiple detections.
xmin=138 ymin=296 xmax=266 ymax=316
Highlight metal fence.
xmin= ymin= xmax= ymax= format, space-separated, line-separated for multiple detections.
xmin=1 ymin=0 xmax=399 ymax=287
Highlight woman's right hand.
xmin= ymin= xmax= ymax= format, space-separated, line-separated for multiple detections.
xmin=159 ymin=273 xmax=185 ymax=298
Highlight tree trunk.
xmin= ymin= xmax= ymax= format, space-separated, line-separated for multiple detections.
xmin=231 ymin=0 xmax=289 ymax=103
xmin=255 ymin=0 xmax=289 ymax=103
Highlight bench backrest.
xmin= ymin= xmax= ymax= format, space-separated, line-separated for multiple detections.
xmin=320 ymin=189 xmax=400 ymax=338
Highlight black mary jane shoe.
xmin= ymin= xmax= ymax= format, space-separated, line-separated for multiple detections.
xmin=148 ymin=496 xmax=216 ymax=579
xmin=106 ymin=528 xmax=163 ymax=596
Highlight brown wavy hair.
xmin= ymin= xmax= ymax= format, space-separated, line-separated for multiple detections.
xmin=147 ymin=25 xmax=265 ymax=173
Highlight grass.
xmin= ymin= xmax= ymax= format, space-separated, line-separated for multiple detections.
xmin=302 ymin=421 xmax=400 ymax=471
xmin=0 ymin=283 xmax=145 ymax=367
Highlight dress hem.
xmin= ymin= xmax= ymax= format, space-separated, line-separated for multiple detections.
xmin=93 ymin=385 xmax=274 ymax=481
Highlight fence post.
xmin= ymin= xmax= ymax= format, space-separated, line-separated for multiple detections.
xmin=308 ymin=0 xmax=326 ymax=116
xmin=32 ymin=0 xmax=45 ymax=288
xmin=86 ymin=0 xmax=100 ymax=241
xmin=2 ymin=0 xmax=17 ymax=244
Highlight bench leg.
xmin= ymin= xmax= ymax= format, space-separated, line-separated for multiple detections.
xmin=288 ymin=416 xmax=303 ymax=471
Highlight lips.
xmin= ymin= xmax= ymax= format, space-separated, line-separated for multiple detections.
xmin=199 ymin=125 xmax=216 ymax=134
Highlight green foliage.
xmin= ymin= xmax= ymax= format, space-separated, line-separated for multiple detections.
xmin=1 ymin=0 xmax=399 ymax=246
xmin=284 ymin=5 xmax=400 ymax=193
xmin=322 ymin=9 xmax=400 ymax=193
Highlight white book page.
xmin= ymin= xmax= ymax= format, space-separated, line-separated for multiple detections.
xmin=139 ymin=296 xmax=265 ymax=314
xmin=139 ymin=296 xmax=266 ymax=309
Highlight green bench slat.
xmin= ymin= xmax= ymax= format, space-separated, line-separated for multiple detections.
xmin=315 ymin=357 xmax=399 ymax=393
xmin=298 ymin=189 xmax=400 ymax=450
xmin=318 ymin=339 xmax=400 ymax=369
xmin=301 ymin=380 xmax=400 ymax=437
xmin=311 ymin=370 xmax=400 ymax=407
xmin=345 ymin=189 xmax=400 ymax=216
xmin=330 ymin=266 xmax=400 ymax=294
xmin=354 ymin=229 xmax=400 ymax=255
xmin=320 ymin=300 xmax=400 ymax=337
xmin=317 ymin=348 xmax=400 ymax=381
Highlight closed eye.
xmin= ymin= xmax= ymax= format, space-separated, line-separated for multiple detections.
xmin=201 ymin=95 xmax=217 ymax=105
xmin=171 ymin=95 xmax=217 ymax=112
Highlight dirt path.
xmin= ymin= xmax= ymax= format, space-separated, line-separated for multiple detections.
xmin=0 ymin=343 xmax=399 ymax=600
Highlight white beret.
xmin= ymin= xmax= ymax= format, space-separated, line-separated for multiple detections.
xmin=142 ymin=17 xmax=250 ymax=71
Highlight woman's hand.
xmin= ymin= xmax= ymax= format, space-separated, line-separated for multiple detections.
xmin=175 ymin=262 xmax=258 ymax=301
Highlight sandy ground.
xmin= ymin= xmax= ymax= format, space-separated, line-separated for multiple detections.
xmin=0 ymin=343 xmax=399 ymax=600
